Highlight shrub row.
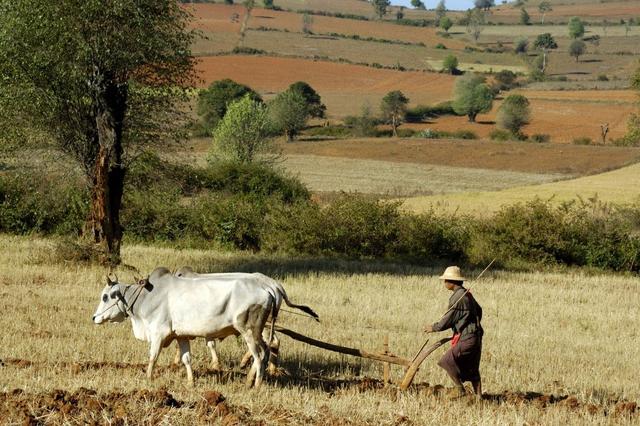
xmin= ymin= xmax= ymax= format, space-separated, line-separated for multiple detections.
xmin=1 ymin=166 xmax=639 ymax=272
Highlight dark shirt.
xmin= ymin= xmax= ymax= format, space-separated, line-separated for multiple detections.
xmin=432 ymin=287 xmax=483 ymax=339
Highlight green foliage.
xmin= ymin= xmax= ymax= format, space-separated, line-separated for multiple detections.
xmin=372 ymin=0 xmax=390 ymax=19
xmin=268 ymin=90 xmax=310 ymax=141
xmin=569 ymin=40 xmax=587 ymax=62
xmin=452 ymin=74 xmax=494 ymax=122
xmin=489 ymin=129 xmax=512 ymax=141
xmin=415 ymin=129 xmax=477 ymax=139
xmin=493 ymin=70 xmax=518 ymax=92
xmin=631 ymin=63 xmax=640 ymax=91
xmin=435 ymin=43 xmax=447 ymax=49
xmin=534 ymin=33 xmax=558 ymax=50
xmin=412 ymin=0 xmax=427 ymax=10
xmin=497 ymin=94 xmax=530 ymax=134
xmin=381 ymin=91 xmax=410 ymax=137
xmin=263 ymin=0 xmax=274 ymax=9
xmin=405 ymin=102 xmax=457 ymax=122
xmin=514 ymin=37 xmax=528 ymax=54
xmin=474 ymin=0 xmax=494 ymax=11
xmin=440 ymin=16 xmax=453 ymax=33
xmin=538 ymin=0 xmax=552 ymax=24
xmin=597 ymin=74 xmax=609 ymax=81
xmin=435 ymin=0 xmax=447 ymax=19
xmin=568 ymin=16 xmax=585 ymax=39
xmin=0 ymin=172 xmax=87 ymax=235
xmin=287 ymin=81 xmax=326 ymax=119
xmin=197 ymin=79 xmax=262 ymax=136
xmin=345 ymin=104 xmax=379 ymax=137
xmin=530 ymin=133 xmax=551 ymax=143
xmin=519 ymin=8 xmax=530 ymax=25
xmin=615 ymin=114 xmax=640 ymax=146
xmin=572 ymin=136 xmax=593 ymax=145
xmin=211 ymin=95 xmax=272 ymax=164
xmin=442 ymin=54 xmax=459 ymax=74
xmin=471 ymin=199 xmax=640 ymax=272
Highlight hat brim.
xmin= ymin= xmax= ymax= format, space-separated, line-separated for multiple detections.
xmin=439 ymin=274 xmax=466 ymax=281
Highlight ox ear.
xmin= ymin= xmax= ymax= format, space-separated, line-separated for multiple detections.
xmin=106 ymin=273 xmax=118 ymax=286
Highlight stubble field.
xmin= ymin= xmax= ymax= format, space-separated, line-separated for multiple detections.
xmin=0 ymin=235 xmax=638 ymax=424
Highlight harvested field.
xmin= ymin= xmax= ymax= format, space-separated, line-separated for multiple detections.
xmin=195 ymin=56 xmax=455 ymax=117
xmin=402 ymin=161 xmax=640 ymax=214
xmin=282 ymin=138 xmax=640 ymax=175
xmin=0 ymin=235 xmax=638 ymax=424
xmin=281 ymin=154 xmax=562 ymax=196
xmin=492 ymin=1 xmax=640 ymax=22
xmin=188 ymin=3 xmax=464 ymax=49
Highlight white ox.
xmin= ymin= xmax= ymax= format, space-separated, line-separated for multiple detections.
xmin=172 ymin=266 xmax=319 ymax=373
xmin=92 ymin=267 xmax=282 ymax=387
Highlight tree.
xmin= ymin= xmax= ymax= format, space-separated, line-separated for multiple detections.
xmin=520 ymin=8 xmax=531 ymax=25
xmin=372 ymin=0 xmax=390 ymax=20
xmin=435 ymin=0 xmax=447 ymax=20
xmin=440 ymin=16 xmax=453 ymax=33
xmin=411 ymin=0 xmax=426 ymax=10
xmin=452 ymin=74 xmax=494 ymax=122
xmin=568 ymin=17 xmax=585 ymax=39
xmin=569 ymin=39 xmax=586 ymax=62
xmin=497 ymin=94 xmax=530 ymax=135
xmin=538 ymin=1 xmax=552 ymax=24
xmin=269 ymin=90 xmax=310 ymax=142
xmin=442 ymin=54 xmax=459 ymax=74
xmin=514 ymin=37 xmax=529 ymax=54
xmin=474 ymin=0 xmax=495 ymax=11
xmin=380 ymin=91 xmax=409 ymax=137
xmin=287 ymin=81 xmax=326 ymax=119
xmin=212 ymin=95 xmax=272 ymax=164
xmin=533 ymin=33 xmax=558 ymax=73
xmin=197 ymin=80 xmax=262 ymax=135
xmin=263 ymin=0 xmax=274 ymax=9
xmin=467 ymin=9 xmax=485 ymax=42
xmin=302 ymin=12 xmax=314 ymax=34
xmin=0 ymin=0 xmax=196 ymax=264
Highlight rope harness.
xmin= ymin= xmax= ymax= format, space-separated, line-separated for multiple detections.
xmin=94 ymin=280 xmax=147 ymax=319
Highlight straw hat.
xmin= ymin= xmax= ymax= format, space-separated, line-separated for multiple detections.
xmin=439 ymin=266 xmax=466 ymax=282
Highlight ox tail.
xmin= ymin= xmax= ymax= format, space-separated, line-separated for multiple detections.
xmin=278 ymin=285 xmax=319 ymax=322
xmin=269 ymin=293 xmax=277 ymax=347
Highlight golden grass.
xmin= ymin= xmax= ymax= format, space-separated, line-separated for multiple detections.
xmin=282 ymin=154 xmax=562 ymax=196
xmin=402 ymin=161 xmax=640 ymax=215
xmin=1 ymin=235 xmax=638 ymax=424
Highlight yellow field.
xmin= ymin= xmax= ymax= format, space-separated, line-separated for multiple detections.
xmin=402 ymin=161 xmax=640 ymax=214
xmin=1 ymin=235 xmax=638 ymax=424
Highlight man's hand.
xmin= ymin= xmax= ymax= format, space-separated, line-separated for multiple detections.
xmin=423 ymin=324 xmax=433 ymax=333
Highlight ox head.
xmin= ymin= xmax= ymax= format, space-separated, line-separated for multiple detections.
xmin=92 ymin=274 xmax=128 ymax=324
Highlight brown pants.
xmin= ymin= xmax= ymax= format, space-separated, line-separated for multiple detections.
xmin=438 ymin=334 xmax=482 ymax=383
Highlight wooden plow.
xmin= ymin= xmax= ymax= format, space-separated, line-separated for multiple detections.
xmin=273 ymin=325 xmax=451 ymax=390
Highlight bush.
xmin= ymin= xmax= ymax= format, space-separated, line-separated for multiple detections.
xmin=435 ymin=43 xmax=447 ymax=49
xmin=442 ymin=54 xmax=459 ymax=74
xmin=497 ymin=94 xmax=530 ymax=134
xmin=530 ymin=133 xmax=551 ymax=143
xmin=471 ymin=199 xmax=640 ymax=271
xmin=597 ymin=74 xmax=609 ymax=81
xmin=572 ymin=136 xmax=592 ymax=145
xmin=0 ymin=172 xmax=88 ymax=235
xmin=489 ymin=129 xmax=512 ymax=141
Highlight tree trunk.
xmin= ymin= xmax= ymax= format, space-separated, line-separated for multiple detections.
xmin=468 ymin=112 xmax=477 ymax=123
xmin=90 ymin=82 xmax=127 ymax=265
xmin=392 ymin=116 xmax=398 ymax=137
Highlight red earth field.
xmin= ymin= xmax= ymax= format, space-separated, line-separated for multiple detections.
xmin=186 ymin=3 xmax=466 ymax=49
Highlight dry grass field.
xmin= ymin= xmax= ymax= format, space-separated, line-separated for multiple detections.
xmin=281 ymin=138 xmax=640 ymax=175
xmin=0 ymin=235 xmax=638 ymax=424
xmin=492 ymin=0 xmax=640 ymax=22
xmin=402 ymin=161 xmax=640 ymax=214
xmin=281 ymin=154 xmax=563 ymax=196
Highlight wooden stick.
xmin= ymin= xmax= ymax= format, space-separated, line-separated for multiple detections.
xmin=274 ymin=326 xmax=411 ymax=367
xmin=399 ymin=337 xmax=452 ymax=391
xmin=383 ymin=334 xmax=390 ymax=386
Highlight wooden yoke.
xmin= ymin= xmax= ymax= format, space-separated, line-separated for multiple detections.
xmin=399 ymin=337 xmax=452 ymax=390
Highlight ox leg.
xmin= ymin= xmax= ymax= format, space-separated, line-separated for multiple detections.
xmin=173 ymin=343 xmax=181 ymax=365
xmin=241 ymin=331 xmax=265 ymax=388
xmin=177 ymin=337 xmax=194 ymax=386
xmin=267 ymin=334 xmax=280 ymax=376
xmin=147 ymin=338 xmax=162 ymax=380
xmin=239 ymin=350 xmax=253 ymax=369
xmin=205 ymin=338 xmax=222 ymax=371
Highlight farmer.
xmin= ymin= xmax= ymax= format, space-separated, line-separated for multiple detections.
xmin=423 ymin=266 xmax=483 ymax=398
